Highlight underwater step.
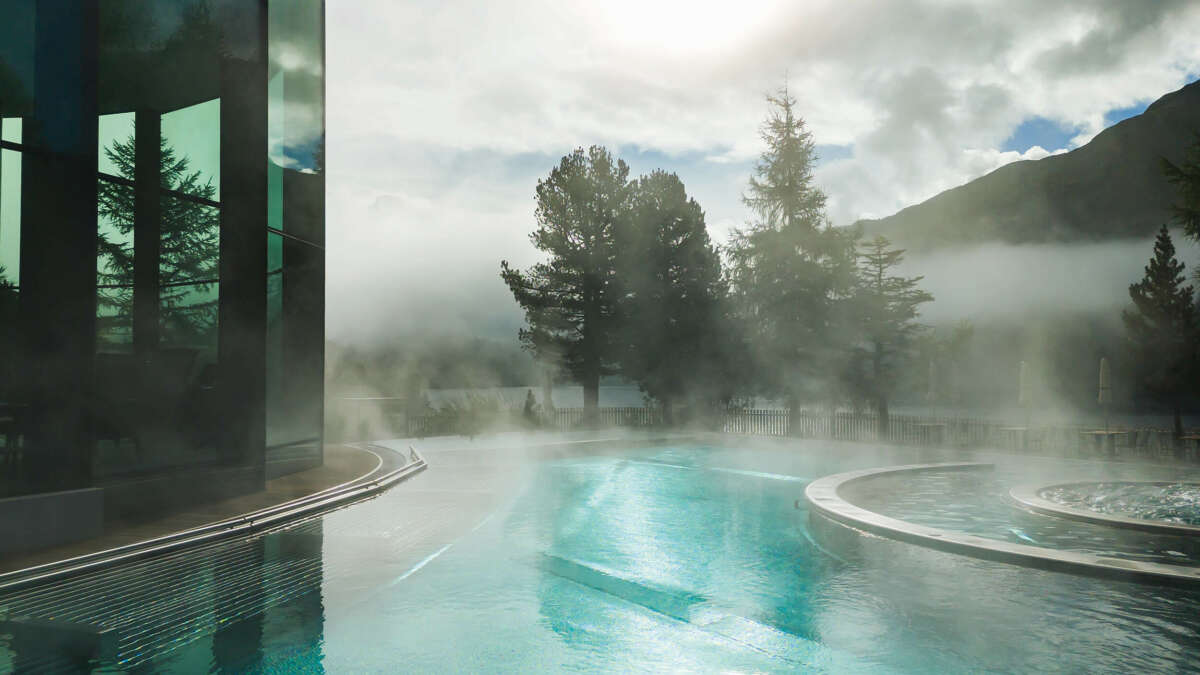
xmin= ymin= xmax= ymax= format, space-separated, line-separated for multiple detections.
xmin=539 ymin=553 xmax=705 ymax=622
xmin=538 ymin=552 xmax=847 ymax=669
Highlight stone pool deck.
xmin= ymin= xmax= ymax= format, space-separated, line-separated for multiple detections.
xmin=0 ymin=445 xmax=380 ymax=576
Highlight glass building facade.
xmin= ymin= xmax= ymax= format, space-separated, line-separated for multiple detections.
xmin=0 ymin=1 xmax=324 ymax=544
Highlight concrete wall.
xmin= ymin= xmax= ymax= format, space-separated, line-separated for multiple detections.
xmin=0 ymin=488 xmax=104 ymax=554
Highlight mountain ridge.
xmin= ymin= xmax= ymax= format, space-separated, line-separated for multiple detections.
xmin=856 ymin=80 xmax=1200 ymax=251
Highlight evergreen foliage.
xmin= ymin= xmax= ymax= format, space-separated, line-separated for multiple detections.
xmin=912 ymin=319 xmax=975 ymax=409
xmin=1162 ymin=133 xmax=1200 ymax=244
xmin=500 ymin=146 xmax=632 ymax=421
xmin=97 ymin=132 xmax=219 ymax=348
xmin=850 ymin=235 xmax=934 ymax=431
xmin=616 ymin=170 xmax=732 ymax=423
xmin=1122 ymin=225 xmax=1196 ymax=437
xmin=726 ymin=87 xmax=857 ymax=408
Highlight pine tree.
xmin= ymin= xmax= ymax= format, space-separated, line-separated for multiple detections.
xmin=726 ymin=86 xmax=856 ymax=418
xmin=97 ymin=133 xmax=219 ymax=349
xmin=1162 ymin=134 xmax=1200 ymax=242
xmin=851 ymin=235 xmax=933 ymax=435
xmin=1122 ymin=225 xmax=1196 ymax=438
xmin=617 ymin=170 xmax=729 ymax=424
xmin=501 ymin=146 xmax=631 ymax=424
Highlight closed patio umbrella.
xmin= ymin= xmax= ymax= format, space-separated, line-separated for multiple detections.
xmin=1018 ymin=361 xmax=1032 ymax=407
xmin=1098 ymin=356 xmax=1111 ymax=431
xmin=1018 ymin=360 xmax=1032 ymax=431
xmin=1098 ymin=357 xmax=1111 ymax=405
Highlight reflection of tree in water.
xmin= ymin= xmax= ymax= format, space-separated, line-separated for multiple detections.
xmin=97 ymin=134 xmax=219 ymax=348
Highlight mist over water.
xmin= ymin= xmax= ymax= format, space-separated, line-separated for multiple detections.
xmin=902 ymin=232 xmax=1200 ymax=325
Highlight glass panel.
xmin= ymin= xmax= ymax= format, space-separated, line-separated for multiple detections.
xmin=159 ymin=98 xmax=221 ymax=356
xmin=160 ymin=262 xmax=219 ymax=353
xmin=1 ymin=117 xmax=21 ymax=143
xmin=160 ymin=194 xmax=219 ymax=283
xmin=268 ymin=159 xmax=283 ymax=231
xmin=0 ymin=121 xmax=20 ymax=285
xmin=161 ymin=98 xmax=220 ymax=200
xmin=97 ymin=112 xmax=134 ymax=175
xmin=266 ymin=235 xmax=323 ymax=453
xmin=98 ymin=0 xmax=250 ymax=119
xmin=266 ymin=0 xmax=324 ymax=459
xmin=1 ymin=4 xmax=102 ymax=497
xmin=269 ymin=0 xmax=324 ymax=174
xmin=97 ymin=113 xmax=136 ymax=352
xmin=0 ymin=2 xmax=35 ymax=119
xmin=266 ymin=231 xmax=285 ymax=448
xmin=0 ymin=120 xmax=19 ymax=460
xmin=93 ymin=339 xmax=222 ymax=478
xmin=96 ymin=285 xmax=134 ymax=353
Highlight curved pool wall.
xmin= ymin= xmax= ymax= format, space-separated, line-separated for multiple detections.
xmin=0 ymin=444 xmax=425 ymax=595
xmin=805 ymin=463 xmax=1200 ymax=586
xmin=7 ymin=434 xmax=1200 ymax=672
xmin=1010 ymin=481 xmax=1200 ymax=535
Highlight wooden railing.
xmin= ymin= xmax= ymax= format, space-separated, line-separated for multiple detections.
xmin=330 ymin=398 xmax=667 ymax=440
xmin=333 ymin=396 xmax=1196 ymax=461
xmin=722 ymin=408 xmax=1195 ymax=460
xmin=548 ymin=406 xmax=662 ymax=430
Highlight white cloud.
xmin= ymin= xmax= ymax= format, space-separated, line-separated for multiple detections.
xmin=325 ymin=0 xmax=1200 ymax=341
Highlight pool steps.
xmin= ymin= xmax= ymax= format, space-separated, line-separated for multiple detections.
xmin=540 ymin=552 xmax=836 ymax=668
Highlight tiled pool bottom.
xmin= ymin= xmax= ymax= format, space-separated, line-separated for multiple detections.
xmin=6 ymin=439 xmax=1200 ymax=672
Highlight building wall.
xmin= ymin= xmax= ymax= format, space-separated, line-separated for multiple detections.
xmin=0 ymin=1 xmax=325 ymax=537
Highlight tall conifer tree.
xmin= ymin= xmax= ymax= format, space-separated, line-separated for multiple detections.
xmin=852 ymin=235 xmax=933 ymax=434
xmin=1162 ymin=134 xmax=1200 ymax=242
xmin=1122 ymin=225 xmax=1196 ymax=438
xmin=727 ymin=86 xmax=856 ymax=420
xmin=501 ymin=146 xmax=631 ymax=423
xmin=617 ymin=170 xmax=729 ymax=423
xmin=97 ymin=134 xmax=220 ymax=349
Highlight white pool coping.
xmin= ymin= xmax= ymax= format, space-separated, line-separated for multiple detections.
xmin=804 ymin=462 xmax=1200 ymax=587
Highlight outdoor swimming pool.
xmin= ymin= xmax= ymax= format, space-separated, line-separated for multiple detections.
xmin=5 ymin=436 xmax=1200 ymax=672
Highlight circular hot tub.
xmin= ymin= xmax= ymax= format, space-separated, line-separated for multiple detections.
xmin=1009 ymin=481 xmax=1200 ymax=536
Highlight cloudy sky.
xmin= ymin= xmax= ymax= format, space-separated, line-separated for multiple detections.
xmin=324 ymin=0 xmax=1200 ymax=344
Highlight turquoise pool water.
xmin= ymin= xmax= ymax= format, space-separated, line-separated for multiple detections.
xmin=6 ymin=438 xmax=1200 ymax=672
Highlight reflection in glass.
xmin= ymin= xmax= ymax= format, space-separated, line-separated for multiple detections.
xmin=159 ymin=191 xmax=219 ymax=351
xmin=97 ymin=113 xmax=136 ymax=352
xmin=0 ymin=2 xmax=34 ymax=119
xmin=269 ymin=0 xmax=324 ymax=174
xmin=0 ymin=119 xmax=21 ymax=286
xmin=162 ymin=98 xmax=220 ymax=199
xmin=0 ymin=117 xmax=21 ymax=143
xmin=0 ymin=120 xmax=19 ymax=491
xmin=267 ymin=234 xmax=323 ymax=453
xmin=93 ymin=105 xmax=221 ymax=474
xmin=0 ymin=0 xmax=323 ymax=504
xmin=161 ymin=277 xmax=219 ymax=353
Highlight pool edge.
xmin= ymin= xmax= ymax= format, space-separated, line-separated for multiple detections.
xmin=1008 ymin=481 xmax=1200 ymax=536
xmin=0 ymin=444 xmax=426 ymax=594
xmin=804 ymin=462 xmax=1200 ymax=587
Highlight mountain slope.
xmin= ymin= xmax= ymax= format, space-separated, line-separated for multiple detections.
xmin=857 ymin=80 xmax=1200 ymax=251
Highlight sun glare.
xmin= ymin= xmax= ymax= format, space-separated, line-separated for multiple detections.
xmin=592 ymin=0 xmax=782 ymax=55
